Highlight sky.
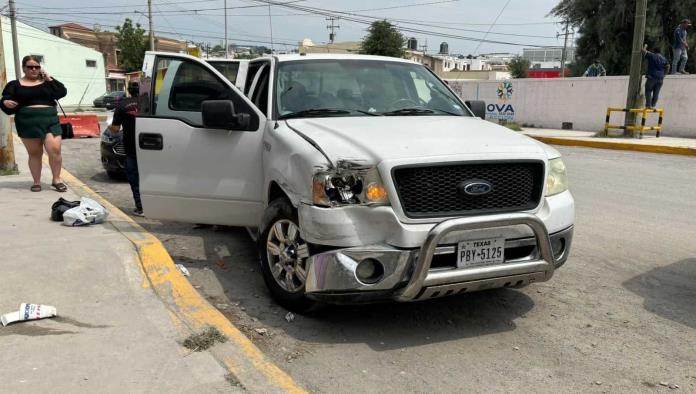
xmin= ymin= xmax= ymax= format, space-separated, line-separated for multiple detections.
xmin=13 ymin=0 xmax=569 ymax=55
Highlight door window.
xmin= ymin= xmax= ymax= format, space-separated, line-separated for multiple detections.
xmin=250 ymin=65 xmax=270 ymax=116
xmin=152 ymin=56 xmax=258 ymax=128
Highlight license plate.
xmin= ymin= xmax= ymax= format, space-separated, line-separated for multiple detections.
xmin=457 ymin=237 xmax=505 ymax=268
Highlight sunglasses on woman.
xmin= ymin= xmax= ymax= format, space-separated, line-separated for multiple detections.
xmin=25 ymin=65 xmax=41 ymax=70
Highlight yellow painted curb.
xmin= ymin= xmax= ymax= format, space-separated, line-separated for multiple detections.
xmin=56 ymin=163 xmax=306 ymax=393
xmin=529 ymin=136 xmax=696 ymax=157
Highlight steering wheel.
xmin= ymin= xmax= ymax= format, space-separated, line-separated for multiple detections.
xmin=388 ymin=98 xmax=420 ymax=110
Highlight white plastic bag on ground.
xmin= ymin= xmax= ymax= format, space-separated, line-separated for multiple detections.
xmin=63 ymin=197 xmax=108 ymax=226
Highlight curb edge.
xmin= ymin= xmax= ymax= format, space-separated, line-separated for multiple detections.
xmin=57 ymin=160 xmax=306 ymax=393
xmin=528 ymin=136 xmax=696 ymax=156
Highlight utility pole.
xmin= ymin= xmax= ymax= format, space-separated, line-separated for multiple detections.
xmin=0 ymin=17 xmax=17 ymax=174
xmin=624 ymin=0 xmax=648 ymax=136
xmin=147 ymin=0 xmax=155 ymax=51
xmin=9 ymin=0 xmax=21 ymax=80
xmin=559 ymin=20 xmax=571 ymax=78
xmin=224 ymin=0 xmax=228 ymax=58
xmin=326 ymin=17 xmax=340 ymax=44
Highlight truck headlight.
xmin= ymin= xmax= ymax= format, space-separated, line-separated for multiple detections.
xmin=312 ymin=168 xmax=390 ymax=206
xmin=545 ymin=158 xmax=568 ymax=196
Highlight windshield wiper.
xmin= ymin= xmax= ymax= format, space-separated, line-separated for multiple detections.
xmin=280 ymin=108 xmax=351 ymax=119
xmin=352 ymin=109 xmax=381 ymax=116
xmin=381 ymin=108 xmax=435 ymax=116
xmin=430 ymin=108 xmax=463 ymax=116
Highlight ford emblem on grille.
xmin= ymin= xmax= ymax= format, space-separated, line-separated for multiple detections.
xmin=459 ymin=180 xmax=493 ymax=196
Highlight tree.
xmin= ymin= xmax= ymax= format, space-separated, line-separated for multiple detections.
xmin=508 ymin=56 xmax=530 ymax=78
xmin=550 ymin=0 xmax=696 ymax=75
xmin=361 ymin=20 xmax=406 ymax=58
xmin=115 ymin=18 xmax=148 ymax=72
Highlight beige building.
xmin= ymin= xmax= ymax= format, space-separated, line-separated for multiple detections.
xmin=49 ymin=23 xmax=186 ymax=92
xmin=298 ymin=39 xmax=361 ymax=54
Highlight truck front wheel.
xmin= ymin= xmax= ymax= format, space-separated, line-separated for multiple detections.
xmin=259 ymin=198 xmax=320 ymax=313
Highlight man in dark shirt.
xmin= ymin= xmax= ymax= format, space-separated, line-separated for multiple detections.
xmin=642 ymin=45 xmax=670 ymax=109
xmin=109 ymin=81 xmax=143 ymax=216
xmin=672 ymin=19 xmax=691 ymax=74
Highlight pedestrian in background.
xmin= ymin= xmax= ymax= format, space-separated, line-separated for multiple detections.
xmin=0 ymin=55 xmax=68 ymax=192
xmin=672 ymin=19 xmax=691 ymax=74
xmin=642 ymin=45 xmax=670 ymax=109
xmin=583 ymin=59 xmax=607 ymax=77
xmin=108 ymin=81 xmax=143 ymax=216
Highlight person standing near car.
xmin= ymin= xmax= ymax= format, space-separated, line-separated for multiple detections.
xmin=0 ymin=55 xmax=68 ymax=192
xmin=109 ymin=81 xmax=143 ymax=216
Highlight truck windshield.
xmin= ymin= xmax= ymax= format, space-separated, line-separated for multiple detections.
xmin=276 ymin=60 xmax=469 ymax=119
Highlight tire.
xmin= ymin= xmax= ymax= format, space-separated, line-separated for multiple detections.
xmin=258 ymin=198 xmax=321 ymax=313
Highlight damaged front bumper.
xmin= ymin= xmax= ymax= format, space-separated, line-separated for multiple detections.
xmin=304 ymin=214 xmax=573 ymax=304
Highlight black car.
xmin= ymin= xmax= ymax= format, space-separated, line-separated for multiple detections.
xmin=100 ymin=124 xmax=126 ymax=180
xmin=93 ymin=91 xmax=126 ymax=109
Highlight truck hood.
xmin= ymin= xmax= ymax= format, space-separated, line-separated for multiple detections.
xmin=285 ymin=116 xmax=547 ymax=164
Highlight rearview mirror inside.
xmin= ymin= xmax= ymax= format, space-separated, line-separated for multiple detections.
xmin=201 ymin=100 xmax=251 ymax=130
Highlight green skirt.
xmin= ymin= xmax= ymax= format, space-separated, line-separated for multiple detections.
xmin=15 ymin=107 xmax=62 ymax=139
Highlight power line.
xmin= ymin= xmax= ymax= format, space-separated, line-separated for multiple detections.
xmin=25 ymin=13 xmax=305 ymax=43
xmin=472 ymin=0 xmax=512 ymax=54
xmin=17 ymin=0 xmax=215 ymax=10
xmin=250 ymin=0 xmax=549 ymax=47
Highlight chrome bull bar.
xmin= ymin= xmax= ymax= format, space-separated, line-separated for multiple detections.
xmin=396 ymin=213 xmax=555 ymax=302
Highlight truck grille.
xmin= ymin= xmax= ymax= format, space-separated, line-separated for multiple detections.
xmin=113 ymin=142 xmax=126 ymax=155
xmin=392 ymin=162 xmax=545 ymax=218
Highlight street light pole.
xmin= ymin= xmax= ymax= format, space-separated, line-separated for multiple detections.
xmin=147 ymin=0 xmax=155 ymax=51
xmin=624 ymin=0 xmax=648 ymax=136
xmin=224 ymin=0 xmax=228 ymax=58
xmin=559 ymin=20 xmax=570 ymax=78
xmin=0 ymin=17 xmax=17 ymax=174
xmin=9 ymin=0 xmax=21 ymax=80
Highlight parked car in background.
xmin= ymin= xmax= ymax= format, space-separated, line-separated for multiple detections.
xmin=100 ymin=111 xmax=126 ymax=179
xmin=93 ymin=91 xmax=126 ymax=109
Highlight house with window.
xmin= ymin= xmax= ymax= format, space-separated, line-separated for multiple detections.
xmin=49 ymin=23 xmax=187 ymax=93
xmin=1 ymin=17 xmax=106 ymax=106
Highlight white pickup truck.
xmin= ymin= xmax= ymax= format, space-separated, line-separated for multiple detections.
xmin=136 ymin=52 xmax=574 ymax=312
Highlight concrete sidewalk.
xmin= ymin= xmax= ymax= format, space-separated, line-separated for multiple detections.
xmin=0 ymin=146 xmax=235 ymax=392
xmin=522 ymin=128 xmax=696 ymax=156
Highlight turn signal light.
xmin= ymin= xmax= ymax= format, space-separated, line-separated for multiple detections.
xmin=366 ymin=183 xmax=388 ymax=202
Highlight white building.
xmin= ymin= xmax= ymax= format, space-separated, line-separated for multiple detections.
xmin=1 ymin=17 xmax=107 ymax=106
xmin=523 ymin=46 xmax=576 ymax=69
xmin=434 ymin=54 xmax=512 ymax=72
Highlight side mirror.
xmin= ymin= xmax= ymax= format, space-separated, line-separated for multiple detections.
xmin=465 ymin=100 xmax=486 ymax=119
xmin=201 ymin=100 xmax=251 ymax=130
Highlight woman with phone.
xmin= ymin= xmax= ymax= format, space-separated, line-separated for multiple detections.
xmin=0 ymin=55 xmax=68 ymax=192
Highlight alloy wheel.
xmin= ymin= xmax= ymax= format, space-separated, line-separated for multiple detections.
xmin=265 ymin=219 xmax=310 ymax=293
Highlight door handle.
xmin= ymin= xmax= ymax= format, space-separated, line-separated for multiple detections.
xmin=139 ymin=133 xmax=163 ymax=150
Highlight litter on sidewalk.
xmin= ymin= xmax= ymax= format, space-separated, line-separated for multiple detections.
xmin=176 ymin=264 xmax=191 ymax=277
xmin=1 ymin=303 xmax=57 ymax=327
xmin=59 ymin=197 xmax=109 ymax=227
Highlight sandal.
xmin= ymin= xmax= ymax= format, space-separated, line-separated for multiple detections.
xmin=51 ymin=182 xmax=68 ymax=192
xmin=30 ymin=184 xmax=41 ymax=192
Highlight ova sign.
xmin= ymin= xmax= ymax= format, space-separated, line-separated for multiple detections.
xmin=486 ymin=80 xmax=516 ymax=121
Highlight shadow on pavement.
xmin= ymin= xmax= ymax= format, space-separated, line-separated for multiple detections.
xmin=279 ymin=288 xmax=535 ymax=351
xmin=623 ymin=258 xmax=696 ymax=329
xmin=157 ymin=225 xmax=535 ymax=350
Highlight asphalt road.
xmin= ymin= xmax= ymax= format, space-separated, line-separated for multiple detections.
xmin=58 ymin=137 xmax=696 ymax=394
